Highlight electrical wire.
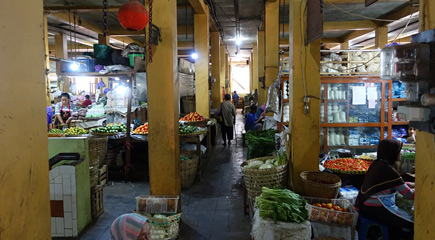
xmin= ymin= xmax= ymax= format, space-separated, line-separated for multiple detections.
xmin=324 ymin=0 xmax=396 ymax=22
xmin=323 ymin=7 xmax=417 ymax=73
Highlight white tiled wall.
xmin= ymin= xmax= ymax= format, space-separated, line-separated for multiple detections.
xmin=49 ymin=165 xmax=78 ymax=237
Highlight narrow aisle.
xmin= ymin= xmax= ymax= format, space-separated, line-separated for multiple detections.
xmin=179 ymin=109 xmax=250 ymax=240
xmin=76 ymin=111 xmax=250 ymax=240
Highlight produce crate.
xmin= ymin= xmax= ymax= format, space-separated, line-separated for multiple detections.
xmin=136 ymin=195 xmax=179 ymax=214
xmin=304 ymin=197 xmax=358 ymax=227
xmin=99 ymin=165 xmax=108 ymax=186
xmin=90 ymin=167 xmax=99 ymax=188
xmin=91 ymin=185 xmax=104 ymax=219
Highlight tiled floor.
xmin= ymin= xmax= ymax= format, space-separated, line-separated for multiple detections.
xmin=75 ymin=110 xmax=251 ymax=240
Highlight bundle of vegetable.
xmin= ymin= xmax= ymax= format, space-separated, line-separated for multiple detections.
xmin=64 ymin=127 xmax=88 ymax=136
xmin=243 ymin=151 xmax=287 ymax=170
xmin=246 ymin=129 xmax=277 ymax=159
xmin=133 ymin=123 xmax=148 ymax=134
xmin=255 ymin=187 xmax=308 ymax=223
xmin=179 ymin=112 xmax=205 ymax=122
xmin=49 ymin=129 xmax=64 ymax=134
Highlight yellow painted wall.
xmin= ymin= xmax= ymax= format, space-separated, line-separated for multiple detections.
xmin=194 ymin=8 xmax=210 ymax=118
xmin=211 ymin=32 xmax=221 ymax=108
xmin=288 ymin=0 xmax=321 ymax=192
xmin=147 ymin=0 xmax=181 ymax=197
xmin=0 ymin=0 xmax=51 ymax=239
xmin=257 ymin=31 xmax=266 ymax=105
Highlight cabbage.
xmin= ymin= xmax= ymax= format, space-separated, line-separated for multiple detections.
xmin=247 ymin=160 xmax=264 ymax=169
xmin=259 ymin=163 xmax=274 ymax=169
xmin=265 ymin=159 xmax=274 ymax=165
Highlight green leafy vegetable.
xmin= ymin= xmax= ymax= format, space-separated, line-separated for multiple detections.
xmin=255 ymin=187 xmax=308 ymax=223
xmin=246 ymin=129 xmax=277 ymax=159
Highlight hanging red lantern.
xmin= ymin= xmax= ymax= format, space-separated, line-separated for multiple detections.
xmin=118 ymin=0 xmax=149 ymax=31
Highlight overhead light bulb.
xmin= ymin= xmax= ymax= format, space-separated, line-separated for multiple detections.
xmin=115 ymin=85 xmax=128 ymax=96
xmin=191 ymin=52 xmax=198 ymax=59
xmin=236 ymin=39 xmax=241 ymax=46
xmin=70 ymin=62 xmax=80 ymax=71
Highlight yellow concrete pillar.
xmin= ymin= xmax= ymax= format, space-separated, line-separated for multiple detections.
xmin=0 ymin=0 xmax=51 ymax=239
xmin=220 ymin=45 xmax=226 ymax=102
xmin=253 ymin=43 xmax=259 ymax=95
xmin=55 ymin=33 xmax=68 ymax=59
xmin=265 ymin=1 xmax=279 ymax=104
xmin=288 ymin=0 xmax=321 ymax=192
xmin=419 ymin=0 xmax=435 ymax=32
xmin=211 ymin=32 xmax=221 ymax=108
xmin=375 ymin=27 xmax=388 ymax=49
xmin=257 ymin=31 xmax=266 ymax=105
xmin=44 ymin=14 xmax=51 ymax=106
xmin=415 ymin=1 xmax=435 ymax=238
xmin=146 ymin=0 xmax=180 ymax=197
xmin=98 ymin=34 xmax=110 ymax=45
xmin=250 ymin=52 xmax=253 ymax=93
xmin=194 ymin=7 xmax=210 ymax=117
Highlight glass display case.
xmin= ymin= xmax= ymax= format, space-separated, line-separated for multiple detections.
xmin=320 ymin=76 xmax=408 ymax=153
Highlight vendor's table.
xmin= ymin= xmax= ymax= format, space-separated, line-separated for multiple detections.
xmin=311 ymin=222 xmax=355 ymax=240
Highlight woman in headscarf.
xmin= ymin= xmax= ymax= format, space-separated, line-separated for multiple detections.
xmin=110 ymin=213 xmax=150 ymax=240
xmin=356 ymin=139 xmax=414 ymax=239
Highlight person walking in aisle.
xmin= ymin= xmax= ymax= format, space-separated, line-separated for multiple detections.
xmin=218 ymin=94 xmax=237 ymax=146
xmin=232 ymin=91 xmax=239 ymax=108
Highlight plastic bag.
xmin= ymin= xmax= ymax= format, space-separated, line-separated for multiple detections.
xmin=121 ymin=43 xmax=145 ymax=57
xmin=266 ymin=77 xmax=281 ymax=114
xmin=99 ymin=65 xmax=132 ymax=74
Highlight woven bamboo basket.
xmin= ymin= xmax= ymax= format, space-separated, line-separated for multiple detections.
xmin=90 ymin=167 xmax=99 ymax=188
xmin=300 ymin=171 xmax=341 ymax=199
xmin=89 ymin=136 xmax=109 ymax=168
xmin=241 ymin=156 xmax=288 ymax=200
xmin=180 ymin=153 xmax=199 ymax=190
xmin=134 ymin=213 xmax=181 ymax=240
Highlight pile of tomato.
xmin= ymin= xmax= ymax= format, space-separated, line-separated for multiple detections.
xmin=312 ymin=202 xmax=349 ymax=212
xmin=323 ymin=158 xmax=373 ymax=173
xmin=180 ymin=112 xmax=205 ymax=122
xmin=133 ymin=123 xmax=148 ymax=134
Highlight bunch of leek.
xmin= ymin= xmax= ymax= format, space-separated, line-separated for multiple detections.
xmin=255 ymin=187 xmax=308 ymax=223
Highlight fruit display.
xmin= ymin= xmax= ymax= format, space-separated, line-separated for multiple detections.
xmin=323 ymin=158 xmax=373 ymax=174
xmin=179 ymin=124 xmax=206 ymax=135
xmin=106 ymin=123 xmax=127 ymax=132
xmin=64 ymin=127 xmax=88 ymax=136
xmin=49 ymin=129 xmax=64 ymax=134
xmin=133 ymin=123 xmax=148 ymax=134
xmin=179 ymin=112 xmax=205 ymax=122
xmin=91 ymin=125 xmax=124 ymax=134
xmin=307 ymin=201 xmax=356 ymax=226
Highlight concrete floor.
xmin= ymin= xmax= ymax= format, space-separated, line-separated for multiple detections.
xmin=76 ymin=110 xmax=251 ymax=240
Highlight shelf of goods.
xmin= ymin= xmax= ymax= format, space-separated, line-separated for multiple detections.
xmin=281 ymin=76 xmax=290 ymax=126
xmin=320 ymin=50 xmax=381 ymax=76
xmin=320 ymin=76 xmax=409 ymax=153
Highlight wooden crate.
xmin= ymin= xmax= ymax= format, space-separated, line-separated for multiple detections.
xmin=99 ymin=165 xmax=108 ymax=186
xmin=91 ymin=185 xmax=104 ymax=219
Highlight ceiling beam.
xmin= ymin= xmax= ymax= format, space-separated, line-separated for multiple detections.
xmin=47 ymin=12 xmax=140 ymax=45
xmin=340 ymin=30 xmax=373 ymax=43
xmin=321 ymin=37 xmax=342 ymax=43
xmin=44 ymin=5 xmax=120 ymax=12
xmin=188 ymin=0 xmax=206 ymax=14
xmin=324 ymin=20 xmax=378 ymax=31
xmin=325 ymin=0 xmax=405 ymax=4
xmin=109 ymin=26 xmax=194 ymax=36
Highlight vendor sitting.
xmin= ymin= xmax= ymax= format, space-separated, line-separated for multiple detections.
xmin=356 ymin=139 xmax=414 ymax=239
xmin=245 ymin=105 xmax=263 ymax=131
xmin=110 ymin=213 xmax=150 ymax=240
xmin=54 ymin=93 xmax=77 ymax=128
xmin=82 ymin=94 xmax=92 ymax=108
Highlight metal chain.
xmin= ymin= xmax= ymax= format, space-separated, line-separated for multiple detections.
xmin=148 ymin=0 xmax=153 ymax=63
xmin=103 ymin=0 xmax=109 ymax=37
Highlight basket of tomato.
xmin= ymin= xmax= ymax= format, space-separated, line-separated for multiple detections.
xmin=304 ymin=197 xmax=358 ymax=227
xmin=323 ymin=158 xmax=373 ymax=175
